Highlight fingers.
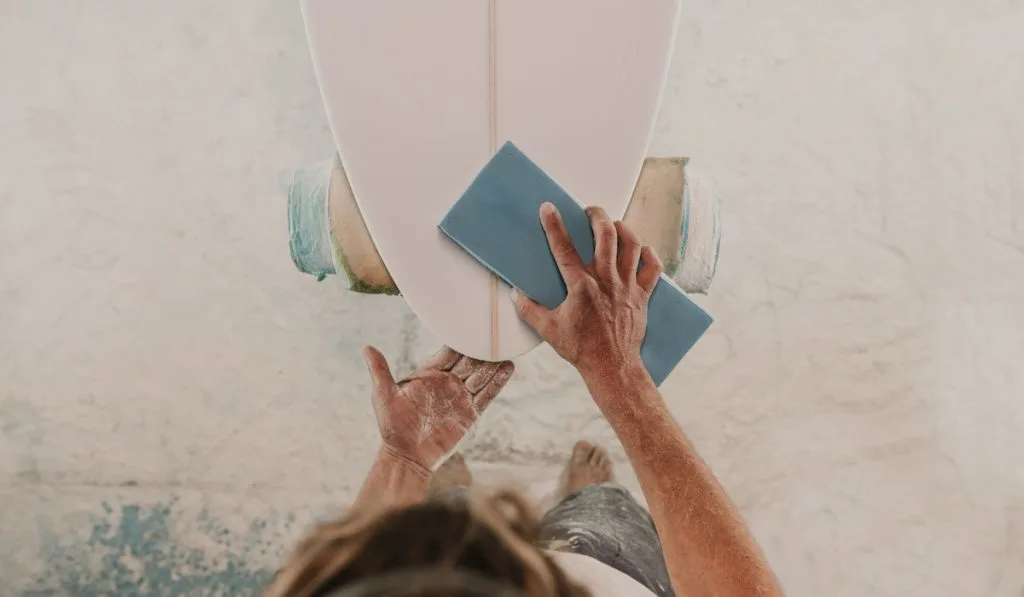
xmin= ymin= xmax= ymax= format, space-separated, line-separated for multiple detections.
xmin=472 ymin=360 xmax=515 ymax=413
xmin=362 ymin=346 xmax=396 ymax=393
xmin=511 ymin=287 xmax=553 ymax=337
xmin=539 ymin=203 xmax=584 ymax=282
xmin=442 ymin=350 xmax=510 ymax=394
xmin=587 ymin=206 xmax=618 ymax=277
xmin=614 ymin=220 xmax=642 ymax=281
xmin=449 ymin=354 xmax=479 ymax=381
xmin=636 ymin=246 xmax=664 ymax=294
xmin=421 ymin=346 xmax=461 ymax=372
xmin=463 ymin=360 xmax=502 ymax=393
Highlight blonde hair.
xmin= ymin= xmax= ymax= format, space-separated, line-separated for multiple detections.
xmin=266 ymin=490 xmax=590 ymax=597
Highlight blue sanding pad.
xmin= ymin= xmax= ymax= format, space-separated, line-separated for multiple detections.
xmin=439 ymin=142 xmax=713 ymax=386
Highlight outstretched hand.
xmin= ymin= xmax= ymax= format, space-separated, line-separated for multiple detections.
xmin=362 ymin=346 xmax=514 ymax=472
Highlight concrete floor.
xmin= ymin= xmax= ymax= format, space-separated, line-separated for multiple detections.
xmin=1 ymin=1 xmax=1022 ymax=595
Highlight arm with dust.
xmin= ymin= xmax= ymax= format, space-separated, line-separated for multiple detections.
xmin=584 ymin=364 xmax=784 ymax=597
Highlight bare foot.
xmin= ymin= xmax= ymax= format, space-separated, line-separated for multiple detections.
xmin=429 ymin=452 xmax=473 ymax=494
xmin=559 ymin=440 xmax=615 ymax=498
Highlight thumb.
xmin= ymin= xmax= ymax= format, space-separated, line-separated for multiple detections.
xmin=362 ymin=345 xmax=396 ymax=393
xmin=511 ymin=288 xmax=552 ymax=336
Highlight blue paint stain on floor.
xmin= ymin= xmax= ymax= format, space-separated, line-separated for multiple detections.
xmin=22 ymin=500 xmax=296 ymax=597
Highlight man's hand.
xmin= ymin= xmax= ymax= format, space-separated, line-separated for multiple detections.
xmin=512 ymin=202 xmax=663 ymax=384
xmin=362 ymin=345 xmax=514 ymax=472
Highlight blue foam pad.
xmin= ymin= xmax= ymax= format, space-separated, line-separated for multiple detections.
xmin=438 ymin=142 xmax=713 ymax=386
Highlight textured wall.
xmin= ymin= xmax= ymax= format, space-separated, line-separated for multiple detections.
xmin=1 ymin=1 xmax=1022 ymax=595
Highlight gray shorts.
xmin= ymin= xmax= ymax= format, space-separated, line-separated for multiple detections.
xmin=538 ymin=483 xmax=673 ymax=597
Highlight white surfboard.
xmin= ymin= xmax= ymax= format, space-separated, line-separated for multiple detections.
xmin=301 ymin=0 xmax=682 ymax=361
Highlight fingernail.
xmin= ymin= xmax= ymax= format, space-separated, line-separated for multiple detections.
xmin=509 ymin=287 xmax=519 ymax=303
xmin=540 ymin=202 xmax=555 ymax=216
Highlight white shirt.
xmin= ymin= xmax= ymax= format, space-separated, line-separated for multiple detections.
xmin=547 ymin=550 xmax=659 ymax=597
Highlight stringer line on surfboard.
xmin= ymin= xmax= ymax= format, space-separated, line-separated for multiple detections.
xmin=488 ymin=0 xmax=499 ymax=360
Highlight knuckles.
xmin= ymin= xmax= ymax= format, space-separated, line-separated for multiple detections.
xmin=578 ymin=275 xmax=602 ymax=295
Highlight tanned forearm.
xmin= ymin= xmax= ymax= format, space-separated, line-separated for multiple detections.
xmin=352 ymin=445 xmax=432 ymax=511
xmin=584 ymin=364 xmax=783 ymax=597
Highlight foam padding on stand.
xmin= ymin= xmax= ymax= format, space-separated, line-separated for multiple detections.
xmin=677 ymin=160 xmax=721 ymax=294
xmin=287 ymin=157 xmax=337 ymax=281
xmin=287 ymin=155 xmax=399 ymax=294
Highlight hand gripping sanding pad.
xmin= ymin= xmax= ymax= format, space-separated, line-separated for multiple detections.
xmin=439 ymin=142 xmax=713 ymax=386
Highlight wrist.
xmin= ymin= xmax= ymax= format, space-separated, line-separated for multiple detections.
xmin=379 ymin=444 xmax=432 ymax=480
xmin=581 ymin=358 xmax=667 ymax=421
xmin=578 ymin=358 xmax=655 ymax=403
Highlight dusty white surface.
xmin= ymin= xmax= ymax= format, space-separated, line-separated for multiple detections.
xmin=0 ymin=1 xmax=1022 ymax=595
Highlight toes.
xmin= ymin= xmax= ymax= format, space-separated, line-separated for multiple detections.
xmin=561 ymin=441 xmax=616 ymax=496
xmin=572 ymin=440 xmax=593 ymax=461
xmin=585 ymin=443 xmax=615 ymax=482
xmin=571 ymin=440 xmax=611 ymax=469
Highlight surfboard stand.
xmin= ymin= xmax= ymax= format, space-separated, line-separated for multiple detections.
xmin=287 ymin=155 xmax=720 ymax=296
